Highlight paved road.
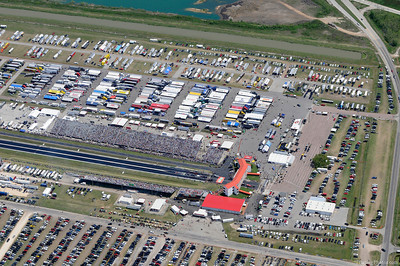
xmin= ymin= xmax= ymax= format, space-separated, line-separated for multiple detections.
xmin=0 ymin=7 xmax=361 ymax=59
xmin=0 ymin=138 xmax=209 ymax=181
xmin=0 ymin=200 xmax=357 ymax=266
xmin=327 ymin=0 xmax=400 ymax=263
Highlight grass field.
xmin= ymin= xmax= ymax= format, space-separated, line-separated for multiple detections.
xmin=222 ymin=223 xmax=356 ymax=260
xmin=368 ymin=0 xmax=400 ymax=10
xmin=368 ymin=233 xmax=383 ymax=245
xmin=366 ymin=10 xmax=400 ymax=54
xmin=0 ymin=0 xmax=378 ymax=64
xmin=370 ymin=250 xmax=381 ymax=265
xmin=392 ymin=168 xmax=400 ymax=245
xmin=389 ymin=253 xmax=400 ymax=265
xmin=350 ymin=0 xmax=369 ymax=10
xmin=36 ymin=185 xmax=118 ymax=215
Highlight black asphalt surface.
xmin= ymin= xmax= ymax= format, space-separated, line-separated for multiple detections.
xmin=0 ymin=138 xmax=209 ymax=181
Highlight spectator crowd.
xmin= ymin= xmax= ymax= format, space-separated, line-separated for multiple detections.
xmin=49 ymin=119 xmax=225 ymax=165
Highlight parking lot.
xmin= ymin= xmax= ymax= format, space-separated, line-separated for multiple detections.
xmin=0 ymin=204 xmax=264 ymax=266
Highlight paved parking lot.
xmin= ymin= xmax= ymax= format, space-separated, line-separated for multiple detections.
xmin=272 ymin=112 xmax=336 ymax=192
xmin=0 ymin=205 xmax=264 ymax=266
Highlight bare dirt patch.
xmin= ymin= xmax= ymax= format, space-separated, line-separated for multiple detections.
xmin=216 ymin=0 xmax=364 ymax=36
xmin=216 ymin=0 xmax=312 ymax=25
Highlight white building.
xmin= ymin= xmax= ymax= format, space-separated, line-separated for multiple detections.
xmin=268 ymin=151 xmax=295 ymax=166
xmin=150 ymin=199 xmax=166 ymax=212
xmin=42 ymin=187 xmax=52 ymax=197
xmin=118 ymin=195 xmax=133 ymax=205
xmin=180 ymin=209 xmax=188 ymax=216
xmin=193 ymin=209 xmax=208 ymax=218
xmin=305 ymin=196 xmax=335 ymax=216
xmin=171 ymin=205 xmax=180 ymax=215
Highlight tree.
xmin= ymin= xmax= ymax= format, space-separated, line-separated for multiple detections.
xmin=312 ymin=154 xmax=329 ymax=168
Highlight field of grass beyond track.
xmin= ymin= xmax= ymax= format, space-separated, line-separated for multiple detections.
xmin=0 ymin=0 xmax=377 ymax=64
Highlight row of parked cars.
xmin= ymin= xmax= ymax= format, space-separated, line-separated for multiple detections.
xmin=120 ymin=234 xmax=142 ymax=266
xmin=150 ymin=237 xmax=174 ymax=266
xmin=25 ymin=217 xmax=69 ymax=265
xmin=0 ymin=208 xmax=23 ymax=243
xmin=83 ymin=226 xmax=116 ymax=265
xmin=1 ymin=212 xmax=45 ymax=264
xmin=63 ymin=224 xmax=101 ymax=265
xmin=134 ymin=236 xmax=157 ymax=265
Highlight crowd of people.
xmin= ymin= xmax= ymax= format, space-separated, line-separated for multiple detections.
xmin=201 ymin=147 xmax=225 ymax=165
xmin=50 ymin=119 xmax=201 ymax=160
xmin=82 ymin=175 xmax=176 ymax=195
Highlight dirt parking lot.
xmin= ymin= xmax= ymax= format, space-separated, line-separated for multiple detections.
xmin=216 ymin=0 xmax=314 ymax=25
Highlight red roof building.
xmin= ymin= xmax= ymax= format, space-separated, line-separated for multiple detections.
xmin=224 ymin=158 xmax=251 ymax=196
xmin=201 ymin=194 xmax=245 ymax=214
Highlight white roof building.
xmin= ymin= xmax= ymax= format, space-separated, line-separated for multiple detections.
xmin=41 ymin=108 xmax=60 ymax=117
xmin=221 ymin=141 xmax=234 ymax=150
xmin=28 ymin=109 xmax=40 ymax=119
xmin=150 ymin=199 xmax=166 ymax=212
xmin=180 ymin=209 xmax=188 ymax=216
xmin=193 ymin=209 xmax=208 ymax=218
xmin=42 ymin=187 xmax=52 ymax=197
xmin=268 ymin=151 xmax=295 ymax=166
xmin=305 ymin=196 xmax=335 ymax=216
xmin=118 ymin=195 xmax=133 ymax=205
xmin=193 ymin=134 xmax=203 ymax=142
xmin=111 ymin=117 xmax=128 ymax=127
xmin=171 ymin=205 xmax=180 ymax=214
xmin=137 ymin=198 xmax=146 ymax=205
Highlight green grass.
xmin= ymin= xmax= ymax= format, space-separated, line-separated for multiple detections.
xmin=312 ymin=0 xmax=342 ymax=17
xmin=250 ymin=164 xmax=258 ymax=173
xmin=222 ymin=223 xmax=356 ymax=260
xmin=368 ymin=233 xmax=383 ymax=245
xmin=350 ymin=0 xmax=369 ymax=10
xmin=228 ymin=186 xmax=253 ymax=199
xmin=36 ymin=185 xmax=119 ymax=215
xmin=368 ymin=0 xmax=400 ymax=10
xmin=392 ymin=164 xmax=400 ymax=245
xmin=389 ymin=253 xmax=400 ymax=265
xmin=367 ymin=10 xmax=400 ymax=53
xmin=370 ymin=250 xmax=381 ymax=265
xmin=0 ymin=0 xmax=378 ymax=64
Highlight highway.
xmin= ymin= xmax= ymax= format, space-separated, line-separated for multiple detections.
xmin=0 ymin=200 xmax=357 ymax=266
xmin=327 ymin=0 xmax=400 ymax=263
xmin=0 ymin=139 xmax=209 ymax=181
